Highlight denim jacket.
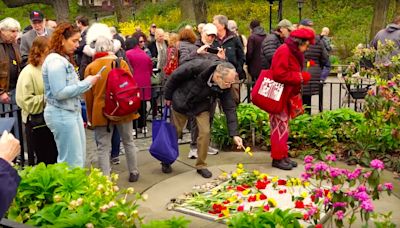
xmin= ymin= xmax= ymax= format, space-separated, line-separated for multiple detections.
xmin=42 ymin=53 xmax=91 ymax=112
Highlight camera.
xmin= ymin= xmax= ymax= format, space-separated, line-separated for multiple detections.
xmin=206 ymin=47 xmax=219 ymax=54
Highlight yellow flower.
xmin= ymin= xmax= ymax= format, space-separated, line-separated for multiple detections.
xmin=237 ymin=163 xmax=243 ymax=169
xmin=246 ymin=151 xmax=253 ymax=156
xmin=222 ymin=172 xmax=228 ymax=177
xmin=307 ymin=61 xmax=311 ymax=68
xmin=272 ymin=176 xmax=279 ymax=183
xmin=231 ymin=172 xmax=238 ymax=179
xmin=212 ymin=190 xmax=218 ymax=195
xmin=253 ymin=170 xmax=260 ymax=176
xmin=268 ymin=198 xmax=277 ymax=207
xmin=222 ymin=208 xmax=230 ymax=217
xmin=236 ymin=168 xmax=244 ymax=174
xmin=259 ymin=173 xmax=268 ymax=179
xmin=286 ymin=181 xmax=293 ymax=187
xmin=327 ymin=192 xmax=332 ymax=199
xmin=301 ymin=191 xmax=308 ymax=198
xmin=245 ymin=147 xmax=251 ymax=152
xmin=256 ymin=193 xmax=261 ymax=201
xmin=303 ymin=181 xmax=310 ymax=187
xmin=242 ymin=189 xmax=251 ymax=195
xmin=228 ymin=195 xmax=238 ymax=202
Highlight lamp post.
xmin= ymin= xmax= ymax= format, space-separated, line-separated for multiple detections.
xmin=268 ymin=0 xmax=274 ymax=33
xmin=297 ymin=0 xmax=305 ymax=22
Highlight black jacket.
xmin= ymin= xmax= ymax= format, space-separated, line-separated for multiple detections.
xmin=261 ymin=32 xmax=284 ymax=69
xmin=246 ymin=26 xmax=267 ymax=80
xmin=212 ymin=30 xmax=245 ymax=80
xmin=164 ymin=58 xmax=238 ymax=136
xmin=302 ymin=36 xmax=329 ymax=95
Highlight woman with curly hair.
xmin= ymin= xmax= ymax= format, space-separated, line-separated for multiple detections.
xmin=16 ymin=36 xmax=58 ymax=165
xmin=42 ymin=23 xmax=99 ymax=167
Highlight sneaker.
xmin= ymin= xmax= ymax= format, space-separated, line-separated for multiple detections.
xmin=119 ymin=144 xmax=125 ymax=155
xmin=207 ymin=146 xmax=219 ymax=155
xmin=188 ymin=148 xmax=198 ymax=159
xmin=142 ymin=127 xmax=148 ymax=134
xmin=129 ymin=172 xmax=139 ymax=182
xmin=132 ymin=129 xmax=136 ymax=136
xmin=196 ymin=168 xmax=212 ymax=178
xmin=272 ymin=159 xmax=293 ymax=170
xmin=161 ymin=163 xmax=172 ymax=173
xmin=111 ymin=157 xmax=120 ymax=165
xmin=284 ymin=157 xmax=297 ymax=167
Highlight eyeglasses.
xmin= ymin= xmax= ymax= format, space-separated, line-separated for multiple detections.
xmin=139 ymin=40 xmax=145 ymax=43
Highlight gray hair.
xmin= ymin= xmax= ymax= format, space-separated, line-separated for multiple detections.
xmin=214 ymin=62 xmax=236 ymax=79
xmin=0 ymin=17 xmax=21 ymax=31
xmin=95 ymin=36 xmax=114 ymax=53
xmin=213 ymin=15 xmax=228 ymax=28
xmin=109 ymin=26 xmax=117 ymax=35
xmin=227 ymin=20 xmax=237 ymax=32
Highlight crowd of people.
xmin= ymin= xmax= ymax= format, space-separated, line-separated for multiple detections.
xmin=0 ymin=10 xmax=338 ymax=181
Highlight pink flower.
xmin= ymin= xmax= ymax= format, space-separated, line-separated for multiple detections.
xmin=323 ymin=197 xmax=330 ymax=205
xmin=331 ymin=185 xmax=340 ymax=192
xmin=304 ymin=163 xmax=313 ymax=171
xmin=325 ymin=154 xmax=337 ymax=162
xmin=304 ymin=155 xmax=314 ymax=164
xmin=329 ymin=168 xmax=342 ymax=178
xmin=384 ymin=182 xmax=393 ymax=191
xmin=388 ymin=81 xmax=396 ymax=87
xmin=354 ymin=191 xmax=370 ymax=202
xmin=333 ymin=202 xmax=347 ymax=208
xmin=347 ymin=167 xmax=362 ymax=180
xmin=370 ymin=159 xmax=385 ymax=170
xmin=307 ymin=206 xmax=318 ymax=217
xmin=335 ymin=210 xmax=344 ymax=220
xmin=301 ymin=172 xmax=312 ymax=181
xmin=314 ymin=162 xmax=328 ymax=172
xmin=361 ymin=200 xmax=374 ymax=212
xmin=363 ymin=171 xmax=372 ymax=178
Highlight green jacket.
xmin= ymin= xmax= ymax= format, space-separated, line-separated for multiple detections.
xmin=16 ymin=64 xmax=45 ymax=123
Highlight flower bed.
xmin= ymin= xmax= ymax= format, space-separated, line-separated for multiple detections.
xmin=171 ymin=156 xmax=394 ymax=227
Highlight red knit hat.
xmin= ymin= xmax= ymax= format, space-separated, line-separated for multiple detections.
xmin=290 ymin=28 xmax=315 ymax=45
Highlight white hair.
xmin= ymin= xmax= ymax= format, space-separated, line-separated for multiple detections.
xmin=95 ymin=36 xmax=114 ymax=53
xmin=0 ymin=17 xmax=21 ymax=31
xmin=227 ymin=20 xmax=238 ymax=32
xmin=86 ymin=23 xmax=112 ymax=45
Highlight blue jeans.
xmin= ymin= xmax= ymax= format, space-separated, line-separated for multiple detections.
xmin=44 ymin=104 xmax=86 ymax=167
xmin=111 ymin=126 xmax=120 ymax=158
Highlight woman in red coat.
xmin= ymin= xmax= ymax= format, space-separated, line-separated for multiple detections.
xmin=269 ymin=28 xmax=315 ymax=170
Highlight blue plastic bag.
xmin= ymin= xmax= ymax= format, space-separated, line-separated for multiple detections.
xmin=149 ymin=106 xmax=179 ymax=164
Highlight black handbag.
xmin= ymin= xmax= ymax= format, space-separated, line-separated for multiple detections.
xmin=28 ymin=113 xmax=46 ymax=129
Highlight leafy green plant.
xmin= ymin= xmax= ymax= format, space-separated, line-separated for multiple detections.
xmin=142 ymin=216 xmax=190 ymax=228
xmin=227 ymin=208 xmax=303 ymax=228
xmin=7 ymin=163 xmax=146 ymax=227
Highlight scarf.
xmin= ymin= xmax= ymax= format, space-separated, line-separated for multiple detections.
xmin=93 ymin=52 xmax=109 ymax=60
xmin=284 ymin=37 xmax=304 ymax=69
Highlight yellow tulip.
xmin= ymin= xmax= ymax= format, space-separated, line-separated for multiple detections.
xmin=222 ymin=208 xmax=230 ymax=217
xmin=231 ymin=172 xmax=238 ymax=178
xmin=245 ymin=147 xmax=251 ymax=152
xmin=253 ymin=170 xmax=260 ymax=176
xmin=242 ymin=189 xmax=251 ymax=195
xmin=237 ymin=163 xmax=243 ymax=169
xmin=301 ymin=191 xmax=308 ymax=198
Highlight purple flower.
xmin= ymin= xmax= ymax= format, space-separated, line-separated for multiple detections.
xmin=335 ymin=210 xmax=345 ymax=220
xmin=304 ymin=163 xmax=313 ymax=171
xmin=354 ymin=191 xmax=370 ymax=202
xmin=329 ymin=168 xmax=343 ymax=178
xmin=370 ymin=159 xmax=385 ymax=170
xmin=304 ymin=155 xmax=314 ymax=164
xmin=384 ymin=182 xmax=393 ymax=191
xmin=333 ymin=202 xmax=347 ymax=208
xmin=325 ymin=154 xmax=337 ymax=162
xmin=314 ymin=162 xmax=329 ymax=173
xmin=301 ymin=172 xmax=312 ymax=181
xmin=361 ymin=200 xmax=374 ymax=212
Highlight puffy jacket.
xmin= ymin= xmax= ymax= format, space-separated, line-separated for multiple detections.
xmin=302 ymin=36 xmax=329 ymax=96
xmin=164 ymin=58 xmax=238 ymax=136
xmin=212 ymin=30 xmax=245 ymax=80
xmin=261 ymin=32 xmax=284 ymax=69
xmin=178 ymin=40 xmax=198 ymax=64
xmin=246 ymin=26 xmax=267 ymax=80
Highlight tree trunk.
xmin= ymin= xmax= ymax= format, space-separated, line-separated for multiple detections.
xmin=395 ymin=0 xmax=400 ymax=17
xmin=370 ymin=0 xmax=390 ymax=41
xmin=180 ymin=0 xmax=207 ymax=25
xmin=2 ymin=0 xmax=69 ymax=22
xmin=311 ymin=0 xmax=317 ymax=13
xmin=111 ymin=0 xmax=130 ymax=22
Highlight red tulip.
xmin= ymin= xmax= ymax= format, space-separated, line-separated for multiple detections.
xmin=263 ymin=204 xmax=270 ymax=211
xmin=295 ymin=200 xmax=305 ymax=209
xmin=237 ymin=205 xmax=244 ymax=211
xmin=277 ymin=179 xmax=287 ymax=185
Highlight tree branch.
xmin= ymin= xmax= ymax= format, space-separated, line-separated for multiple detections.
xmin=2 ymin=0 xmax=52 ymax=8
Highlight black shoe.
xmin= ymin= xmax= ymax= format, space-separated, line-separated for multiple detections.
xmin=196 ymin=168 xmax=212 ymax=178
xmin=272 ymin=159 xmax=293 ymax=170
xmin=284 ymin=157 xmax=298 ymax=167
xmin=161 ymin=163 xmax=172 ymax=173
xmin=129 ymin=173 xmax=139 ymax=182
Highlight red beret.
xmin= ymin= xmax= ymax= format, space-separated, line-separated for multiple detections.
xmin=290 ymin=28 xmax=315 ymax=45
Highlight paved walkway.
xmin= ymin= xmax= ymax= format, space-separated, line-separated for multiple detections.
xmin=84 ymin=129 xmax=400 ymax=226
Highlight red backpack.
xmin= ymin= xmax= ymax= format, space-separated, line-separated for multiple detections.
xmin=103 ymin=59 xmax=141 ymax=122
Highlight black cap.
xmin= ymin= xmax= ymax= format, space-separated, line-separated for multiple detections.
xmin=299 ymin=18 xmax=314 ymax=27
xmin=250 ymin=20 xmax=260 ymax=29
xmin=30 ymin=11 xmax=44 ymax=22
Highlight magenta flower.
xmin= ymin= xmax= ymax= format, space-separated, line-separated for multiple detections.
xmin=325 ymin=154 xmax=337 ymax=162
xmin=307 ymin=206 xmax=318 ymax=217
xmin=361 ymin=200 xmax=374 ymax=212
xmin=329 ymin=167 xmax=343 ymax=178
xmin=304 ymin=155 xmax=314 ymax=164
xmin=301 ymin=172 xmax=312 ymax=181
xmin=331 ymin=185 xmax=340 ymax=192
xmin=370 ymin=159 xmax=385 ymax=170
xmin=335 ymin=210 xmax=344 ymax=220
xmin=388 ymin=81 xmax=396 ymax=88
xmin=323 ymin=197 xmax=330 ymax=205
xmin=304 ymin=163 xmax=313 ymax=171
xmin=333 ymin=202 xmax=347 ymax=208
xmin=357 ymin=185 xmax=367 ymax=193
xmin=354 ymin=191 xmax=370 ymax=202
xmin=384 ymin=182 xmax=393 ymax=191
xmin=363 ymin=171 xmax=372 ymax=178
xmin=314 ymin=162 xmax=329 ymax=172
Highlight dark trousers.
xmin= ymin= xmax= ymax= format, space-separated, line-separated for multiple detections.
xmin=111 ymin=126 xmax=120 ymax=158
xmin=25 ymin=122 xmax=58 ymax=165
xmin=302 ymin=95 xmax=312 ymax=114
xmin=133 ymin=100 xmax=147 ymax=129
